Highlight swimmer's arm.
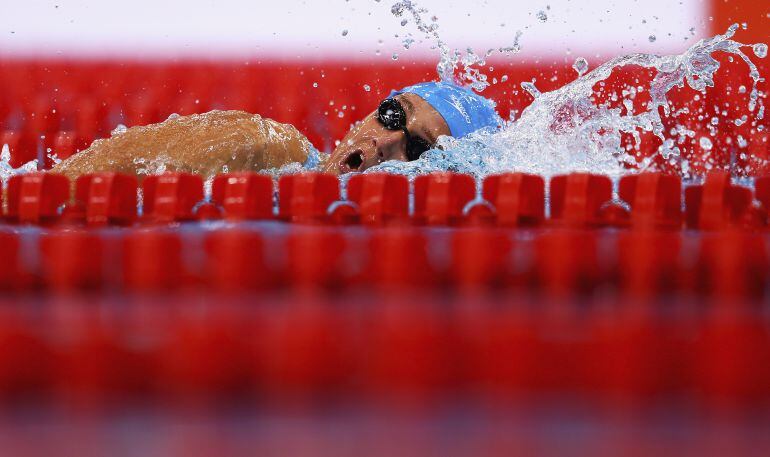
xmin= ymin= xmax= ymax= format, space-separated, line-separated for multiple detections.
xmin=52 ymin=110 xmax=314 ymax=180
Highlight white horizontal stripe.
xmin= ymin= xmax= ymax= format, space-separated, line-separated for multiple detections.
xmin=0 ymin=0 xmax=709 ymax=59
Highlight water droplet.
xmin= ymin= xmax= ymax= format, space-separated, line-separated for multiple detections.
xmin=699 ymin=137 xmax=713 ymax=151
xmin=312 ymin=82 xmax=318 ymax=88
xmin=400 ymin=19 xmax=407 ymax=26
xmin=521 ymin=81 xmax=541 ymax=98
xmin=753 ymin=43 xmax=767 ymax=58
xmin=392 ymin=53 xmax=399 ymax=60
xmin=363 ymin=84 xmax=371 ymax=92
xmin=536 ymin=10 xmax=547 ymax=22
xmin=341 ymin=29 xmax=349 ymax=37
xmin=572 ymin=57 xmax=589 ymax=76
xmin=648 ymin=35 xmax=656 ymax=43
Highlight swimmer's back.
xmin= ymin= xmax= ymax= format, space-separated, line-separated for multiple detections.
xmin=53 ymin=110 xmax=313 ymax=180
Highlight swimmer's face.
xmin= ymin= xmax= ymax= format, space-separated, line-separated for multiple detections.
xmin=324 ymin=92 xmax=450 ymax=174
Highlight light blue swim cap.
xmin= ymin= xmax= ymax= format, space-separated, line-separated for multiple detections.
xmin=391 ymin=81 xmax=502 ymax=138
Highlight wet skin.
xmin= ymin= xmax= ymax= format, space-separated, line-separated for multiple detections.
xmin=52 ymin=92 xmax=450 ymax=180
xmin=324 ymin=92 xmax=451 ymax=174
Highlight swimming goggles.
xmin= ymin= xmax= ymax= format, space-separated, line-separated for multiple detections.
xmin=376 ymin=98 xmax=433 ymax=161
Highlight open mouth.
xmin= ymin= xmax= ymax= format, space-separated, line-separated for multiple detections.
xmin=344 ymin=150 xmax=364 ymax=171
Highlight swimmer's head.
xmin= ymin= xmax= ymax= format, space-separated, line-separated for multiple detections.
xmin=325 ymin=81 xmax=501 ymax=174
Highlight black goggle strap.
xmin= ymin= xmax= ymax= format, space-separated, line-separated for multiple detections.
xmin=400 ymin=127 xmax=420 ymax=161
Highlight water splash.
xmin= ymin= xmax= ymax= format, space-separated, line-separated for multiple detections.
xmin=390 ymin=0 xmax=522 ymax=91
xmin=0 ymin=144 xmax=38 ymax=183
xmin=369 ymin=24 xmax=767 ymax=180
xmin=572 ymin=58 xmax=589 ymax=77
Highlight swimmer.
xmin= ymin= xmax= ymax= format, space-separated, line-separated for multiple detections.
xmin=52 ymin=82 xmax=501 ymax=179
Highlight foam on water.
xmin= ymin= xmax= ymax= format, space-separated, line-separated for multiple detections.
xmin=368 ymin=19 xmax=767 ymax=180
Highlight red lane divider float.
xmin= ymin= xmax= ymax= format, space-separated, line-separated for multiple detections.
xmin=450 ymin=228 xmax=513 ymax=291
xmin=367 ymin=228 xmax=434 ymax=291
xmin=413 ymin=172 xmax=476 ymax=225
xmin=482 ymin=173 xmax=545 ymax=227
xmin=211 ymin=172 xmax=273 ymax=220
xmin=205 ymin=229 xmax=271 ymax=292
xmin=157 ymin=308 xmax=254 ymax=403
xmin=71 ymin=98 xmax=103 ymax=148
xmin=619 ymin=172 xmax=682 ymax=229
xmin=535 ymin=230 xmax=601 ymax=299
xmin=694 ymin=310 xmax=770 ymax=408
xmin=345 ymin=173 xmax=410 ymax=225
xmin=3 ymin=170 xmax=770 ymax=228
xmin=75 ymin=172 xmax=138 ymax=226
xmin=697 ymin=231 xmax=768 ymax=302
xmin=363 ymin=301 xmax=453 ymax=405
xmin=287 ymin=229 xmax=347 ymax=290
xmin=47 ymin=131 xmax=78 ymax=168
xmin=617 ymin=230 xmax=683 ymax=300
xmin=684 ymin=171 xmax=756 ymax=229
xmin=279 ymin=172 xmax=339 ymax=223
xmin=0 ymin=225 xmax=758 ymax=301
xmin=122 ymin=230 xmax=184 ymax=291
xmin=549 ymin=173 xmax=612 ymax=228
xmin=142 ymin=172 xmax=204 ymax=223
xmin=40 ymin=230 xmax=104 ymax=291
xmin=257 ymin=302 xmax=352 ymax=402
xmin=0 ymin=232 xmax=20 ymax=290
xmin=6 ymin=172 xmax=69 ymax=224
xmin=0 ymin=299 xmax=766 ymax=408
xmin=0 ymin=310 xmax=53 ymax=401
